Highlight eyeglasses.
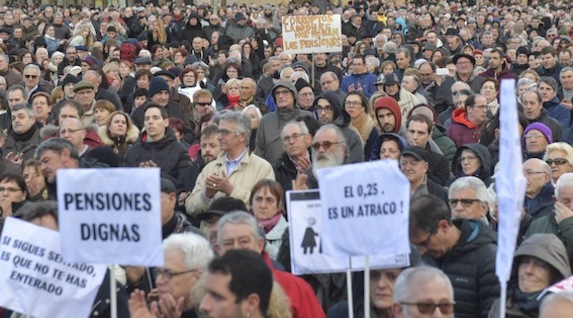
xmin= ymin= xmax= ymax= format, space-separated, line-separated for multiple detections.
xmin=400 ymin=302 xmax=455 ymax=314
xmin=448 ymin=198 xmax=481 ymax=208
xmin=0 ymin=187 xmax=22 ymax=193
xmin=311 ymin=141 xmax=343 ymax=151
xmin=273 ymin=89 xmax=291 ymax=97
xmin=282 ymin=133 xmax=306 ymax=143
xmin=546 ymin=158 xmax=570 ymax=166
xmin=59 ymin=128 xmax=85 ymax=135
xmin=413 ymin=231 xmax=434 ymax=249
xmin=24 ymin=74 xmax=38 ymax=79
xmin=195 ymin=101 xmax=212 ymax=107
xmin=316 ymin=105 xmax=333 ymax=113
xmin=345 ymin=101 xmax=363 ymax=108
xmin=524 ymin=170 xmax=548 ymax=176
xmin=153 ymin=268 xmax=197 ymax=281
xmin=525 ymin=134 xmax=545 ymax=140
xmin=458 ymin=156 xmax=478 ymax=163
xmin=217 ymin=128 xmax=239 ymax=136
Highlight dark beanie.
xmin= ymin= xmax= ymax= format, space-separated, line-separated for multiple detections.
xmin=294 ymin=78 xmax=313 ymax=92
xmin=61 ymin=74 xmax=79 ymax=88
xmin=148 ymin=77 xmax=170 ymax=98
xmin=517 ymin=46 xmax=530 ymax=57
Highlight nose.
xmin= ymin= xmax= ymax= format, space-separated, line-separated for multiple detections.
xmin=199 ymin=295 xmax=211 ymax=313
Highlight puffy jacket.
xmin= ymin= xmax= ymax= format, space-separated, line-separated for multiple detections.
xmin=123 ymin=129 xmax=190 ymax=181
xmin=425 ymin=219 xmax=499 ymax=318
xmin=447 ymin=108 xmax=483 ymax=147
xmin=340 ymin=72 xmax=379 ymax=98
xmin=525 ymin=209 xmax=573 ymax=259
xmin=543 ymin=97 xmax=570 ymax=127
xmin=1 ymin=123 xmax=42 ymax=162
xmin=451 ymin=143 xmax=492 ymax=187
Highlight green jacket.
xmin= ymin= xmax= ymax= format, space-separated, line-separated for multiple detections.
xmin=525 ymin=213 xmax=573 ymax=258
xmin=433 ymin=124 xmax=456 ymax=165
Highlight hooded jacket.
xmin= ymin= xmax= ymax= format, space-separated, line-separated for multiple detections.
xmin=317 ymin=91 xmax=365 ymax=163
xmin=433 ymin=124 xmax=457 ymax=164
xmin=488 ymin=234 xmax=571 ymax=318
xmin=424 ymin=219 xmax=499 ymax=318
xmin=451 ymin=143 xmax=492 ymax=187
xmin=123 ymin=128 xmax=190 ymax=181
xmin=447 ymin=108 xmax=483 ymax=147
xmin=255 ymin=81 xmax=313 ymax=164
xmin=543 ymin=97 xmax=571 ymax=127
xmin=525 ymin=210 xmax=573 ymax=266
xmin=373 ymin=96 xmax=402 ymax=133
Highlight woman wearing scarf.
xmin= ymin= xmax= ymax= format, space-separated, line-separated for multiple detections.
xmin=344 ymin=92 xmax=379 ymax=161
xmin=489 ymin=234 xmax=571 ymax=318
xmin=249 ymin=179 xmax=288 ymax=260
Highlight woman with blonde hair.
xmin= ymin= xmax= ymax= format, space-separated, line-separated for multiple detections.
xmin=544 ymin=142 xmax=573 ymax=184
xmin=69 ymin=24 xmax=95 ymax=49
xmin=98 ymin=111 xmax=139 ymax=163
xmin=147 ymin=18 xmax=170 ymax=49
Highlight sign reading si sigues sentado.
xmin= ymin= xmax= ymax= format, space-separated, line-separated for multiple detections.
xmin=281 ymin=15 xmax=342 ymax=54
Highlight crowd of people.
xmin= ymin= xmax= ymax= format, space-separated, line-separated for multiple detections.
xmin=2 ymin=0 xmax=573 ymax=317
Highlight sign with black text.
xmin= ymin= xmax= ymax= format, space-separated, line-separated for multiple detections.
xmin=316 ymin=160 xmax=411 ymax=257
xmin=57 ymin=168 xmax=163 ymax=266
xmin=0 ymin=217 xmax=106 ymax=318
xmin=287 ymin=190 xmax=410 ymax=275
xmin=281 ymin=15 xmax=342 ymax=54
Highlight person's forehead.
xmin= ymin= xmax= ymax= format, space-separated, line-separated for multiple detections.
xmin=145 ymin=107 xmax=163 ymax=116
xmin=220 ymin=223 xmax=254 ymax=238
xmin=283 ymin=123 xmax=302 ymax=135
xmin=314 ymin=128 xmax=338 ymax=142
xmin=12 ymin=109 xmax=29 ymax=116
xmin=450 ymin=186 xmax=477 ymax=198
xmin=408 ymin=120 xmax=429 ymax=131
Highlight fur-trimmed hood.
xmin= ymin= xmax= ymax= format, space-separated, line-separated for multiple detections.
xmin=98 ymin=124 xmax=140 ymax=146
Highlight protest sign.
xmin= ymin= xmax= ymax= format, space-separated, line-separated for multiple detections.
xmin=539 ymin=275 xmax=573 ymax=300
xmin=287 ymin=189 xmax=409 ymax=275
xmin=495 ymin=79 xmax=526 ymax=284
xmin=57 ymin=168 xmax=163 ymax=266
xmin=0 ymin=217 xmax=106 ymax=318
xmin=281 ymin=15 xmax=342 ymax=54
xmin=316 ymin=160 xmax=411 ymax=257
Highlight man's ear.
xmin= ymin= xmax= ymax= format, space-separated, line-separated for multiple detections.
xmin=244 ymin=293 xmax=261 ymax=317
xmin=257 ymin=237 xmax=265 ymax=254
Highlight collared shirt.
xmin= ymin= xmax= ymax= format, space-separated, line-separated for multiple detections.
xmin=225 ymin=147 xmax=248 ymax=176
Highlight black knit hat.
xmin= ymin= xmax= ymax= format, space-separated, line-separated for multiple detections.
xmin=294 ymin=78 xmax=313 ymax=92
xmin=61 ymin=74 xmax=79 ymax=88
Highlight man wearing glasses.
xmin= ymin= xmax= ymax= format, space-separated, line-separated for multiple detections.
xmin=57 ymin=46 xmax=81 ymax=78
xmin=392 ymin=266 xmax=455 ymax=318
xmin=435 ymin=53 xmax=484 ymax=112
xmin=188 ymin=111 xmax=274 ymax=216
xmin=409 ymin=194 xmax=499 ymax=318
xmin=255 ymin=81 xmax=312 ymax=164
xmin=523 ymin=159 xmax=554 ymax=219
xmin=446 ymin=94 xmax=488 ymax=148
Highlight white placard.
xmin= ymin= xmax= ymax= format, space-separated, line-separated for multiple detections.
xmin=57 ymin=168 xmax=164 ymax=266
xmin=287 ymin=190 xmax=409 ymax=275
xmin=0 ymin=217 xmax=106 ymax=318
xmin=495 ymin=79 xmax=526 ymax=284
xmin=316 ymin=160 xmax=411 ymax=257
xmin=281 ymin=15 xmax=342 ymax=54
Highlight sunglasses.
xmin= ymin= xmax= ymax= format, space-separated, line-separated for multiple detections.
xmin=311 ymin=141 xmax=343 ymax=151
xmin=25 ymin=74 xmax=38 ymax=79
xmin=546 ymin=158 xmax=569 ymax=166
xmin=448 ymin=198 xmax=481 ymax=208
xmin=400 ymin=302 xmax=455 ymax=315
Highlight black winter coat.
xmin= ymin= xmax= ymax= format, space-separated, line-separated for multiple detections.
xmin=123 ymin=129 xmax=190 ymax=181
xmin=424 ymin=219 xmax=499 ymax=318
xmin=451 ymin=143 xmax=493 ymax=187
xmin=274 ymin=151 xmax=299 ymax=193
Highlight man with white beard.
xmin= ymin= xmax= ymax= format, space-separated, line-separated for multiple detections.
xmin=292 ymin=124 xmax=348 ymax=190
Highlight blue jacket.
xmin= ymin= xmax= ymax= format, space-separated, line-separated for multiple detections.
xmin=340 ymin=72 xmax=378 ymax=98
xmin=525 ymin=182 xmax=555 ymax=219
xmin=543 ymin=97 xmax=571 ymax=127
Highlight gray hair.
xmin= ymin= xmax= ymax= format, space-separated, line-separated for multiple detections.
xmin=34 ymin=138 xmax=80 ymax=160
xmin=540 ymin=291 xmax=573 ymax=314
xmin=560 ymin=66 xmax=573 ymax=77
xmin=449 ymin=176 xmax=489 ymax=202
xmin=216 ymin=211 xmax=262 ymax=243
xmin=242 ymin=104 xmax=262 ymax=121
xmin=556 ymin=173 xmax=573 ymax=199
xmin=191 ymin=62 xmax=209 ymax=76
xmin=451 ymin=81 xmax=471 ymax=93
xmin=163 ymin=232 xmax=214 ymax=271
xmin=365 ymin=56 xmax=380 ymax=68
xmin=281 ymin=120 xmax=309 ymax=138
xmin=24 ymin=64 xmax=41 ymax=77
xmin=0 ymin=54 xmax=9 ymax=63
xmin=393 ymin=266 xmax=454 ymax=303
xmin=517 ymin=77 xmax=536 ymax=88
xmin=315 ymin=124 xmax=345 ymax=144
xmin=11 ymin=103 xmax=35 ymax=118
xmin=383 ymin=41 xmax=398 ymax=54
xmin=7 ymin=84 xmax=26 ymax=99
xmin=218 ymin=111 xmax=252 ymax=145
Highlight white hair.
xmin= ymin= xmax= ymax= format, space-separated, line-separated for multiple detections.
xmin=163 ymin=232 xmax=214 ymax=271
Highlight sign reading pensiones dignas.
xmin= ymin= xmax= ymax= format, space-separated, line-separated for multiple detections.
xmin=57 ymin=168 xmax=164 ymax=267
xmin=0 ymin=217 xmax=106 ymax=318
xmin=287 ymin=190 xmax=409 ymax=275
xmin=316 ymin=160 xmax=411 ymax=258
xmin=281 ymin=15 xmax=342 ymax=54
